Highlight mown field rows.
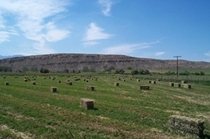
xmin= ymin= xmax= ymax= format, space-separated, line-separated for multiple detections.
xmin=0 ymin=74 xmax=210 ymax=139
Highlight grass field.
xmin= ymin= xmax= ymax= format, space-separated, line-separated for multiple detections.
xmin=0 ymin=73 xmax=210 ymax=139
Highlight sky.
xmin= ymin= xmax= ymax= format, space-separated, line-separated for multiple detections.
xmin=0 ymin=0 xmax=210 ymax=62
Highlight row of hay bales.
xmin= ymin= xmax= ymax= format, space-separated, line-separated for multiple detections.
xmin=169 ymin=80 xmax=192 ymax=89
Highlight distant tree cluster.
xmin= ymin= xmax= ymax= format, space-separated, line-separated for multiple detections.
xmin=40 ymin=68 xmax=50 ymax=73
xmin=166 ymin=71 xmax=205 ymax=76
xmin=0 ymin=66 xmax=12 ymax=72
xmin=131 ymin=69 xmax=150 ymax=75
xmin=115 ymin=69 xmax=125 ymax=74
xmin=82 ymin=66 xmax=96 ymax=72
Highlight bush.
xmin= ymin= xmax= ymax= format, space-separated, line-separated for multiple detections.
xmin=40 ymin=68 xmax=50 ymax=73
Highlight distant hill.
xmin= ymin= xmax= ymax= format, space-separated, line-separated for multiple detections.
xmin=0 ymin=53 xmax=210 ymax=72
xmin=0 ymin=55 xmax=23 ymax=60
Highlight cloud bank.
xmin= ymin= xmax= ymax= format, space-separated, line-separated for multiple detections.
xmin=98 ymin=0 xmax=115 ymax=16
xmin=0 ymin=0 xmax=70 ymax=54
xmin=103 ymin=41 xmax=159 ymax=55
xmin=83 ymin=22 xmax=112 ymax=46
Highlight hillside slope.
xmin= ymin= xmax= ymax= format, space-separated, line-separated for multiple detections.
xmin=0 ymin=53 xmax=209 ymax=72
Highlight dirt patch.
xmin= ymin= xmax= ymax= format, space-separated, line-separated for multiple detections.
xmin=0 ymin=125 xmax=34 ymax=139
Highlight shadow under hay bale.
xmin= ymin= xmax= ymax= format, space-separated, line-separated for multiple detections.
xmin=174 ymin=83 xmax=181 ymax=87
xmin=151 ymin=81 xmax=156 ymax=84
xmin=140 ymin=85 xmax=150 ymax=90
xmin=114 ymin=82 xmax=119 ymax=86
xmin=148 ymin=80 xmax=151 ymax=83
xmin=32 ymin=82 xmax=36 ymax=85
xmin=181 ymin=80 xmax=188 ymax=84
xmin=183 ymin=84 xmax=192 ymax=89
xmin=66 ymin=81 xmax=72 ymax=85
xmin=169 ymin=82 xmax=174 ymax=87
xmin=80 ymin=98 xmax=94 ymax=110
xmin=74 ymin=78 xmax=80 ymax=81
xmin=168 ymin=115 xmax=205 ymax=138
xmin=51 ymin=86 xmax=57 ymax=92
xmin=58 ymin=80 xmax=61 ymax=83
xmin=5 ymin=82 xmax=9 ymax=85
xmin=86 ymin=86 xmax=94 ymax=91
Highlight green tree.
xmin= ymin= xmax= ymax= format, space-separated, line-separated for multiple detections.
xmin=131 ymin=70 xmax=139 ymax=75
xmin=40 ymin=68 xmax=49 ymax=73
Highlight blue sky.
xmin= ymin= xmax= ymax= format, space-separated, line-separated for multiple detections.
xmin=0 ymin=0 xmax=210 ymax=61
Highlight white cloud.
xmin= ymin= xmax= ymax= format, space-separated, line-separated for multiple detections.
xmin=83 ymin=41 xmax=99 ymax=46
xmin=0 ymin=31 xmax=10 ymax=43
xmin=103 ymin=42 xmax=158 ymax=54
xmin=0 ymin=0 xmax=70 ymax=53
xmin=0 ymin=29 xmax=19 ymax=43
xmin=155 ymin=52 xmax=165 ymax=56
xmin=98 ymin=0 xmax=115 ymax=16
xmin=83 ymin=22 xmax=112 ymax=46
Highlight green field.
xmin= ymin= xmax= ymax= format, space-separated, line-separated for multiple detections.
xmin=0 ymin=74 xmax=210 ymax=139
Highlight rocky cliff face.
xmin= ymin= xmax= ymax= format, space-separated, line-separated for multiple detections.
xmin=0 ymin=53 xmax=209 ymax=72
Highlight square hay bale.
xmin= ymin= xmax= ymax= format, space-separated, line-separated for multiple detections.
xmin=168 ymin=115 xmax=204 ymax=138
xmin=156 ymin=79 xmax=160 ymax=81
xmin=24 ymin=79 xmax=28 ymax=82
xmin=51 ymin=86 xmax=57 ymax=92
xmin=140 ymin=85 xmax=150 ymax=90
xmin=86 ymin=86 xmax=94 ymax=91
xmin=183 ymin=84 xmax=191 ymax=89
xmin=74 ymin=78 xmax=80 ymax=81
xmin=32 ymin=82 xmax=36 ymax=85
xmin=169 ymin=82 xmax=174 ymax=87
xmin=181 ymin=80 xmax=188 ymax=84
xmin=114 ymin=82 xmax=119 ymax=86
xmin=66 ymin=81 xmax=72 ymax=85
xmin=5 ymin=82 xmax=9 ymax=85
xmin=80 ymin=98 xmax=94 ymax=110
xmin=137 ymin=79 xmax=140 ymax=82
xmin=174 ymin=83 xmax=181 ymax=87
xmin=151 ymin=81 xmax=156 ymax=84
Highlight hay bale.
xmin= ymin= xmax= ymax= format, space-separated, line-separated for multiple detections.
xmin=24 ymin=79 xmax=28 ymax=82
xmin=137 ymin=79 xmax=140 ymax=82
xmin=174 ymin=83 xmax=181 ymax=87
xmin=86 ymin=86 xmax=94 ymax=91
xmin=183 ymin=84 xmax=191 ymax=89
xmin=169 ymin=82 xmax=174 ymax=87
xmin=140 ymin=85 xmax=150 ymax=90
xmin=156 ymin=79 xmax=160 ymax=81
xmin=181 ymin=80 xmax=187 ymax=84
xmin=66 ymin=81 xmax=72 ymax=85
xmin=51 ymin=86 xmax=57 ymax=92
xmin=74 ymin=78 xmax=80 ymax=81
xmin=32 ymin=82 xmax=36 ymax=85
xmin=151 ymin=81 xmax=156 ymax=84
xmin=5 ymin=82 xmax=9 ymax=85
xmin=168 ymin=115 xmax=204 ymax=137
xmin=80 ymin=98 xmax=94 ymax=110
xmin=114 ymin=82 xmax=119 ymax=86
